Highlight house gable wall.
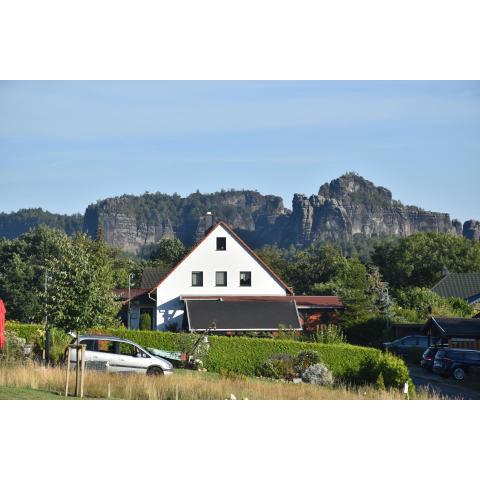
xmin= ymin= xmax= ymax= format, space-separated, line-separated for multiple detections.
xmin=155 ymin=224 xmax=287 ymax=330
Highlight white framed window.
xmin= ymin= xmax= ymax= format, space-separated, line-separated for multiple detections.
xmin=216 ymin=237 xmax=226 ymax=251
xmin=216 ymin=271 xmax=227 ymax=286
xmin=192 ymin=271 xmax=203 ymax=287
xmin=240 ymin=271 xmax=251 ymax=286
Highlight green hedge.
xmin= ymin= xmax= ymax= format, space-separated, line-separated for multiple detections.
xmin=5 ymin=322 xmax=411 ymax=389
xmin=5 ymin=321 xmax=44 ymax=343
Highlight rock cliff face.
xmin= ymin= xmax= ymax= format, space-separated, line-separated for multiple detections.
xmin=2 ymin=173 xmax=478 ymax=254
xmin=286 ymin=173 xmax=463 ymax=247
xmin=83 ymin=190 xmax=290 ymax=254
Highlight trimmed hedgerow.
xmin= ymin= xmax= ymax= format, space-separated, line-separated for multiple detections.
xmin=5 ymin=321 xmax=44 ymax=344
xmin=5 ymin=322 xmax=411 ymax=389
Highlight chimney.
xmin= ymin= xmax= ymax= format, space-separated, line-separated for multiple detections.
xmin=205 ymin=211 xmax=214 ymax=233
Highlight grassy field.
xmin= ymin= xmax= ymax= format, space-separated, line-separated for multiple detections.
xmin=0 ymin=386 xmax=70 ymax=400
xmin=0 ymin=363 xmax=441 ymax=400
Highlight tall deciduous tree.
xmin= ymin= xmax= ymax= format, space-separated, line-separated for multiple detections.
xmin=44 ymin=233 xmax=120 ymax=333
xmin=372 ymin=232 xmax=480 ymax=290
xmin=149 ymin=237 xmax=186 ymax=267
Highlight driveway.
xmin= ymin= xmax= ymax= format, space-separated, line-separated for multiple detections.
xmin=409 ymin=365 xmax=480 ymax=400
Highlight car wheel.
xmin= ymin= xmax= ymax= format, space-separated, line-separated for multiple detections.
xmin=147 ymin=366 xmax=164 ymax=376
xmin=453 ymin=367 xmax=466 ymax=381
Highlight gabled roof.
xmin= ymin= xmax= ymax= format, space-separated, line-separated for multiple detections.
xmin=422 ymin=316 xmax=480 ymax=337
xmin=432 ymin=273 xmax=480 ymax=303
xmin=141 ymin=266 xmax=171 ymax=289
xmin=149 ymin=222 xmax=293 ymax=294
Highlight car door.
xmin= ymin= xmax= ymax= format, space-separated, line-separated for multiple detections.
xmin=111 ymin=341 xmax=150 ymax=374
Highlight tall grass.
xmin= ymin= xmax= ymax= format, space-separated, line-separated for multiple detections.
xmin=0 ymin=364 xmax=441 ymax=400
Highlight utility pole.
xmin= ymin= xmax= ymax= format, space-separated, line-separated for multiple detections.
xmin=127 ymin=273 xmax=134 ymax=329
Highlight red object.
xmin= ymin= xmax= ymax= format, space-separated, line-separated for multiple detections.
xmin=0 ymin=299 xmax=6 ymax=350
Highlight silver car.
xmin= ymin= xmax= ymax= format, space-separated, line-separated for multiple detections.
xmin=68 ymin=335 xmax=174 ymax=376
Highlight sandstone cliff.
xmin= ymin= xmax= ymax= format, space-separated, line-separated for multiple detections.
xmin=286 ymin=173 xmax=463 ymax=247
xmin=1 ymin=173 xmax=477 ymax=254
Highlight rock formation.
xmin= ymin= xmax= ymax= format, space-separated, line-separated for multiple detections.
xmin=1 ymin=173 xmax=477 ymax=254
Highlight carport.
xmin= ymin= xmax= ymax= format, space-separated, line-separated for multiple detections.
xmin=421 ymin=316 xmax=480 ymax=350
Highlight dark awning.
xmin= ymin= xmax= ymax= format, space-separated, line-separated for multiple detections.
xmin=185 ymin=300 xmax=302 ymax=331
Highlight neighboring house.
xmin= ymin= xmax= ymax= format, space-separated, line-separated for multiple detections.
xmin=432 ymin=272 xmax=480 ymax=308
xmin=422 ymin=316 xmax=480 ymax=350
xmin=136 ymin=219 xmax=343 ymax=333
xmin=113 ymin=288 xmax=155 ymax=329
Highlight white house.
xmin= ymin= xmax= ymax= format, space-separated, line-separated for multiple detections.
xmin=148 ymin=221 xmax=294 ymax=331
xmin=115 ymin=218 xmax=343 ymax=332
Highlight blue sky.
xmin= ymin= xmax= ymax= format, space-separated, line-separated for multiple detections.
xmin=0 ymin=81 xmax=479 ymax=222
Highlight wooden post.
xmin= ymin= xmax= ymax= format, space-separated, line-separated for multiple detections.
xmin=80 ymin=344 xmax=86 ymax=398
xmin=65 ymin=346 xmax=71 ymax=397
xmin=75 ymin=332 xmax=81 ymax=397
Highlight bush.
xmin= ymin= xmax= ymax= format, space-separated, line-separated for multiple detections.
xmin=355 ymin=352 xmax=412 ymax=394
xmin=302 ymin=363 xmax=334 ymax=386
xmin=294 ymin=350 xmax=321 ymax=374
xmin=139 ymin=313 xmax=152 ymax=331
xmin=344 ymin=317 xmax=387 ymax=347
xmin=0 ymin=331 xmax=26 ymax=362
xmin=48 ymin=328 xmax=72 ymax=364
xmin=256 ymin=354 xmax=295 ymax=380
xmin=309 ymin=324 xmax=346 ymax=344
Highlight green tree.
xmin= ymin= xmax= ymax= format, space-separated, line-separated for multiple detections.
xmin=149 ymin=237 xmax=186 ymax=267
xmin=0 ymin=226 xmax=67 ymax=321
xmin=44 ymin=233 xmax=120 ymax=333
xmin=256 ymin=245 xmax=291 ymax=286
xmin=394 ymin=287 xmax=475 ymax=323
xmin=372 ymin=233 xmax=480 ymax=290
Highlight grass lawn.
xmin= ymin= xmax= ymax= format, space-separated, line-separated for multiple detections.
xmin=0 ymin=364 xmax=441 ymax=399
xmin=0 ymin=385 xmax=70 ymax=400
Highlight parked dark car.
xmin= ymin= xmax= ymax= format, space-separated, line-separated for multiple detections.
xmin=382 ymin=335 xmax=432 ymax=358
xmin=433 ymin=348 xmax=480 ymax=381
xmin=421 ymin=345 xmax=447 ymax=370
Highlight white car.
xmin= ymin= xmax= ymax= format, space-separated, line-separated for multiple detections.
xmin=68 ymin=335 xmax=174 ymax=376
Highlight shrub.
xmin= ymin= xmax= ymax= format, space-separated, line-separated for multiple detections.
xmin=294 ymin=350 xmax=321 ymax=374
xmin=344 ymin=317 xmax=387 ymax=347
xmin=355 ymin=352 xmax=412 ymax=393
xmin=139 ymin=313 xmax=152 ymax=331
xmin=48 ymin=328 xmax=72 ymax=364
xmin=0 ymin=331 xmax=26 ymax=362
xmin=310 ymin=324 xmax=346 ymax=344
xmin=375 ymin=372 xmax=385 ymax=390
xmin=302 ymin=363 xmax=334 ymax=386
xmin=256 ymin=354 xmax=295 ymax=380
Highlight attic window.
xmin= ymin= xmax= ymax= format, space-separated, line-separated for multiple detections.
xmin=216 ymin=237 xmax=226 ymax=251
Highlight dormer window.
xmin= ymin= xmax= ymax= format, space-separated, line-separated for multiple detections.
xmin=216 ymin=237 xmax=226 ymax=251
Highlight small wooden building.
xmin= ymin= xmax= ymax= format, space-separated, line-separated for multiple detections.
xmin=421 ymin=316 xmax=480 ymax=350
